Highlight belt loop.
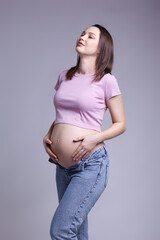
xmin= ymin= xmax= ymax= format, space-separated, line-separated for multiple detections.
xmin=80 ymin=159 xmax=88 ymax=171
xmin=80 ymin=157 xmax=91 ymax=171
xmin=104 ymin=145 xmax=107 ymax=153
xmin=81 ymin=162 xmax=85 ymax=171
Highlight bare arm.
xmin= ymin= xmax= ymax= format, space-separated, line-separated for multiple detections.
xmin=72 ymin=95 xmax=126 ymax=161
xmin=96 ymin=94 xmax=127 ymax=143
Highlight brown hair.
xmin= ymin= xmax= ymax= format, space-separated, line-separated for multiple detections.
xmin=66 ymin=24 xmax=114 ymax=82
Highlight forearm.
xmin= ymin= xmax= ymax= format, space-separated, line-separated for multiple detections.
xmin=96 ymin=122 xmax=126 ymax=143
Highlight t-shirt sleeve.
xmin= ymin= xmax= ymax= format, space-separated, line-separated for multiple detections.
xmin=54 ymin=69 xmax=68 ymax=91
xmin=54 ymin=73 xmax=62 ymax=91
xmin=105 ymin=74 xmax=121 ymax=101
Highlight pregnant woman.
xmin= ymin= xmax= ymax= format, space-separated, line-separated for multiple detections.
xmin=43 ymin=24 xmax=126 ymax=240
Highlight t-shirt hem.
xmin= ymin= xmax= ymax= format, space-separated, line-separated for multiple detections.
xmin=106 ymin=92 xmax=121 ymax=101
xmin=54 ymin=121 xmax=101 ymax=132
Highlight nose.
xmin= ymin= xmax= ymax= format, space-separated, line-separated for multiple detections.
xmin=78 ymin=37 xmax=85 ymax=44
xmin=80 ymin=35 xmax=85 ymax=41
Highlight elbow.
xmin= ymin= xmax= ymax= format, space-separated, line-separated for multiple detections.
xmin=116 ymin=121 xmax=126 ymax=134
xmin=122 ymin=122 xmax=127 ymax=133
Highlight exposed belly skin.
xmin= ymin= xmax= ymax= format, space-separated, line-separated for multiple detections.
xmin=50 ymin=123 xmax=104 ymax=169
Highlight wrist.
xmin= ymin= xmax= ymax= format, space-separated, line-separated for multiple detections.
xmin=95 ymin=132 xmax=103 ymax=144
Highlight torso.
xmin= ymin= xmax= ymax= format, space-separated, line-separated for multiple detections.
xmin=50 ymin=123 xmax=104 ymax=169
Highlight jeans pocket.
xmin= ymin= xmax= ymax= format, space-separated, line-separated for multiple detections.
xmin=85 ymin=150 xmax=109 ymax=166
xmin=84 ymin=153 xmax=104 ymax=166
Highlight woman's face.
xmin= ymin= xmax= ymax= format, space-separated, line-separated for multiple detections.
xmin=76 ymin=26 xmax=100 ymax=56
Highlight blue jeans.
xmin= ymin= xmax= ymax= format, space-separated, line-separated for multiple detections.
xmin=49 ymin=144 xmax=109 ymax=240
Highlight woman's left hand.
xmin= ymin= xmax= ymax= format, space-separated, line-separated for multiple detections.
xmin=72 ymin=133 xmax=100 ymax=162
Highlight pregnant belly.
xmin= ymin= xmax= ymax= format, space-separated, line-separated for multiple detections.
xmin=50 ymin=123 xmax=104 ymax=169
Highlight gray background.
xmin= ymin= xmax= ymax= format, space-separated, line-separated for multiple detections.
xmin=0 ymin=0 xmax=160 ymax=239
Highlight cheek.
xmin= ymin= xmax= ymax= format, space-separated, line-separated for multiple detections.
xmin=87 ymin=42 xmax=99 ymax=52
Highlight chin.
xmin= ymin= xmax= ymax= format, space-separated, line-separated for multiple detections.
xmin=75 ymin=48 xmax=83 ymax=54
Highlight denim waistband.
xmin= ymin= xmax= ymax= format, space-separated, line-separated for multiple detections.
xmin=81 ymin=145 xmax=107 ymax=163
xmin=64 ymin=144 xmax=108 ymax=172
xmin=49 ymin=144 xmax=108 ymax=171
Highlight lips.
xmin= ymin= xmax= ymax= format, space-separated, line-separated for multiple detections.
xmin=77 ymin=41 xmax=85 ymax=46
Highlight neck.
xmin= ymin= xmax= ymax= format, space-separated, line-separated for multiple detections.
xmin=77 ymin=56 xmax=96 ymax=74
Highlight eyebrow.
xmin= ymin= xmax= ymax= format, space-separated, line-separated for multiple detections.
xmin=82 ymin=31 xmax=96 ymax=36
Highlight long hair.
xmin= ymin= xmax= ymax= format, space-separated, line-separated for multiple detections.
xmin=66 ymin=24 xmax=114 ymax=82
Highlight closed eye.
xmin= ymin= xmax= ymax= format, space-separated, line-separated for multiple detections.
xmin=81 ymin=32 xmax=94 ymax=39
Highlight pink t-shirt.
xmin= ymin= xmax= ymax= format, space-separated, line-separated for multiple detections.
xmin=53 ymin=69 xmax=121 ymax=132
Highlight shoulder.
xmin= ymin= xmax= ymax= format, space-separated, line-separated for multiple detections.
xmin=102 ymin=73 xmax=119 ymax=84
xmin=54 ymin=69 xmax=69 ymax=91
xmin=101 ymin=73 xmax=121 ymax=101
xmin=101 ymin=73 xmax=121 ymax=89
xmin=58 ymin=69 xmax=69 ymax=79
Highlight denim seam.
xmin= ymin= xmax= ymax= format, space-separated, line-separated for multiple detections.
xmin=104 ymin=164 xmax=109 ymax=188
xmin=67 ymin=161 xmax=103 ymax=238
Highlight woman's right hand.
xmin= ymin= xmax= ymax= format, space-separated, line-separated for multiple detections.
xmin=43 ymin=133 xmax=59 ymax=163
